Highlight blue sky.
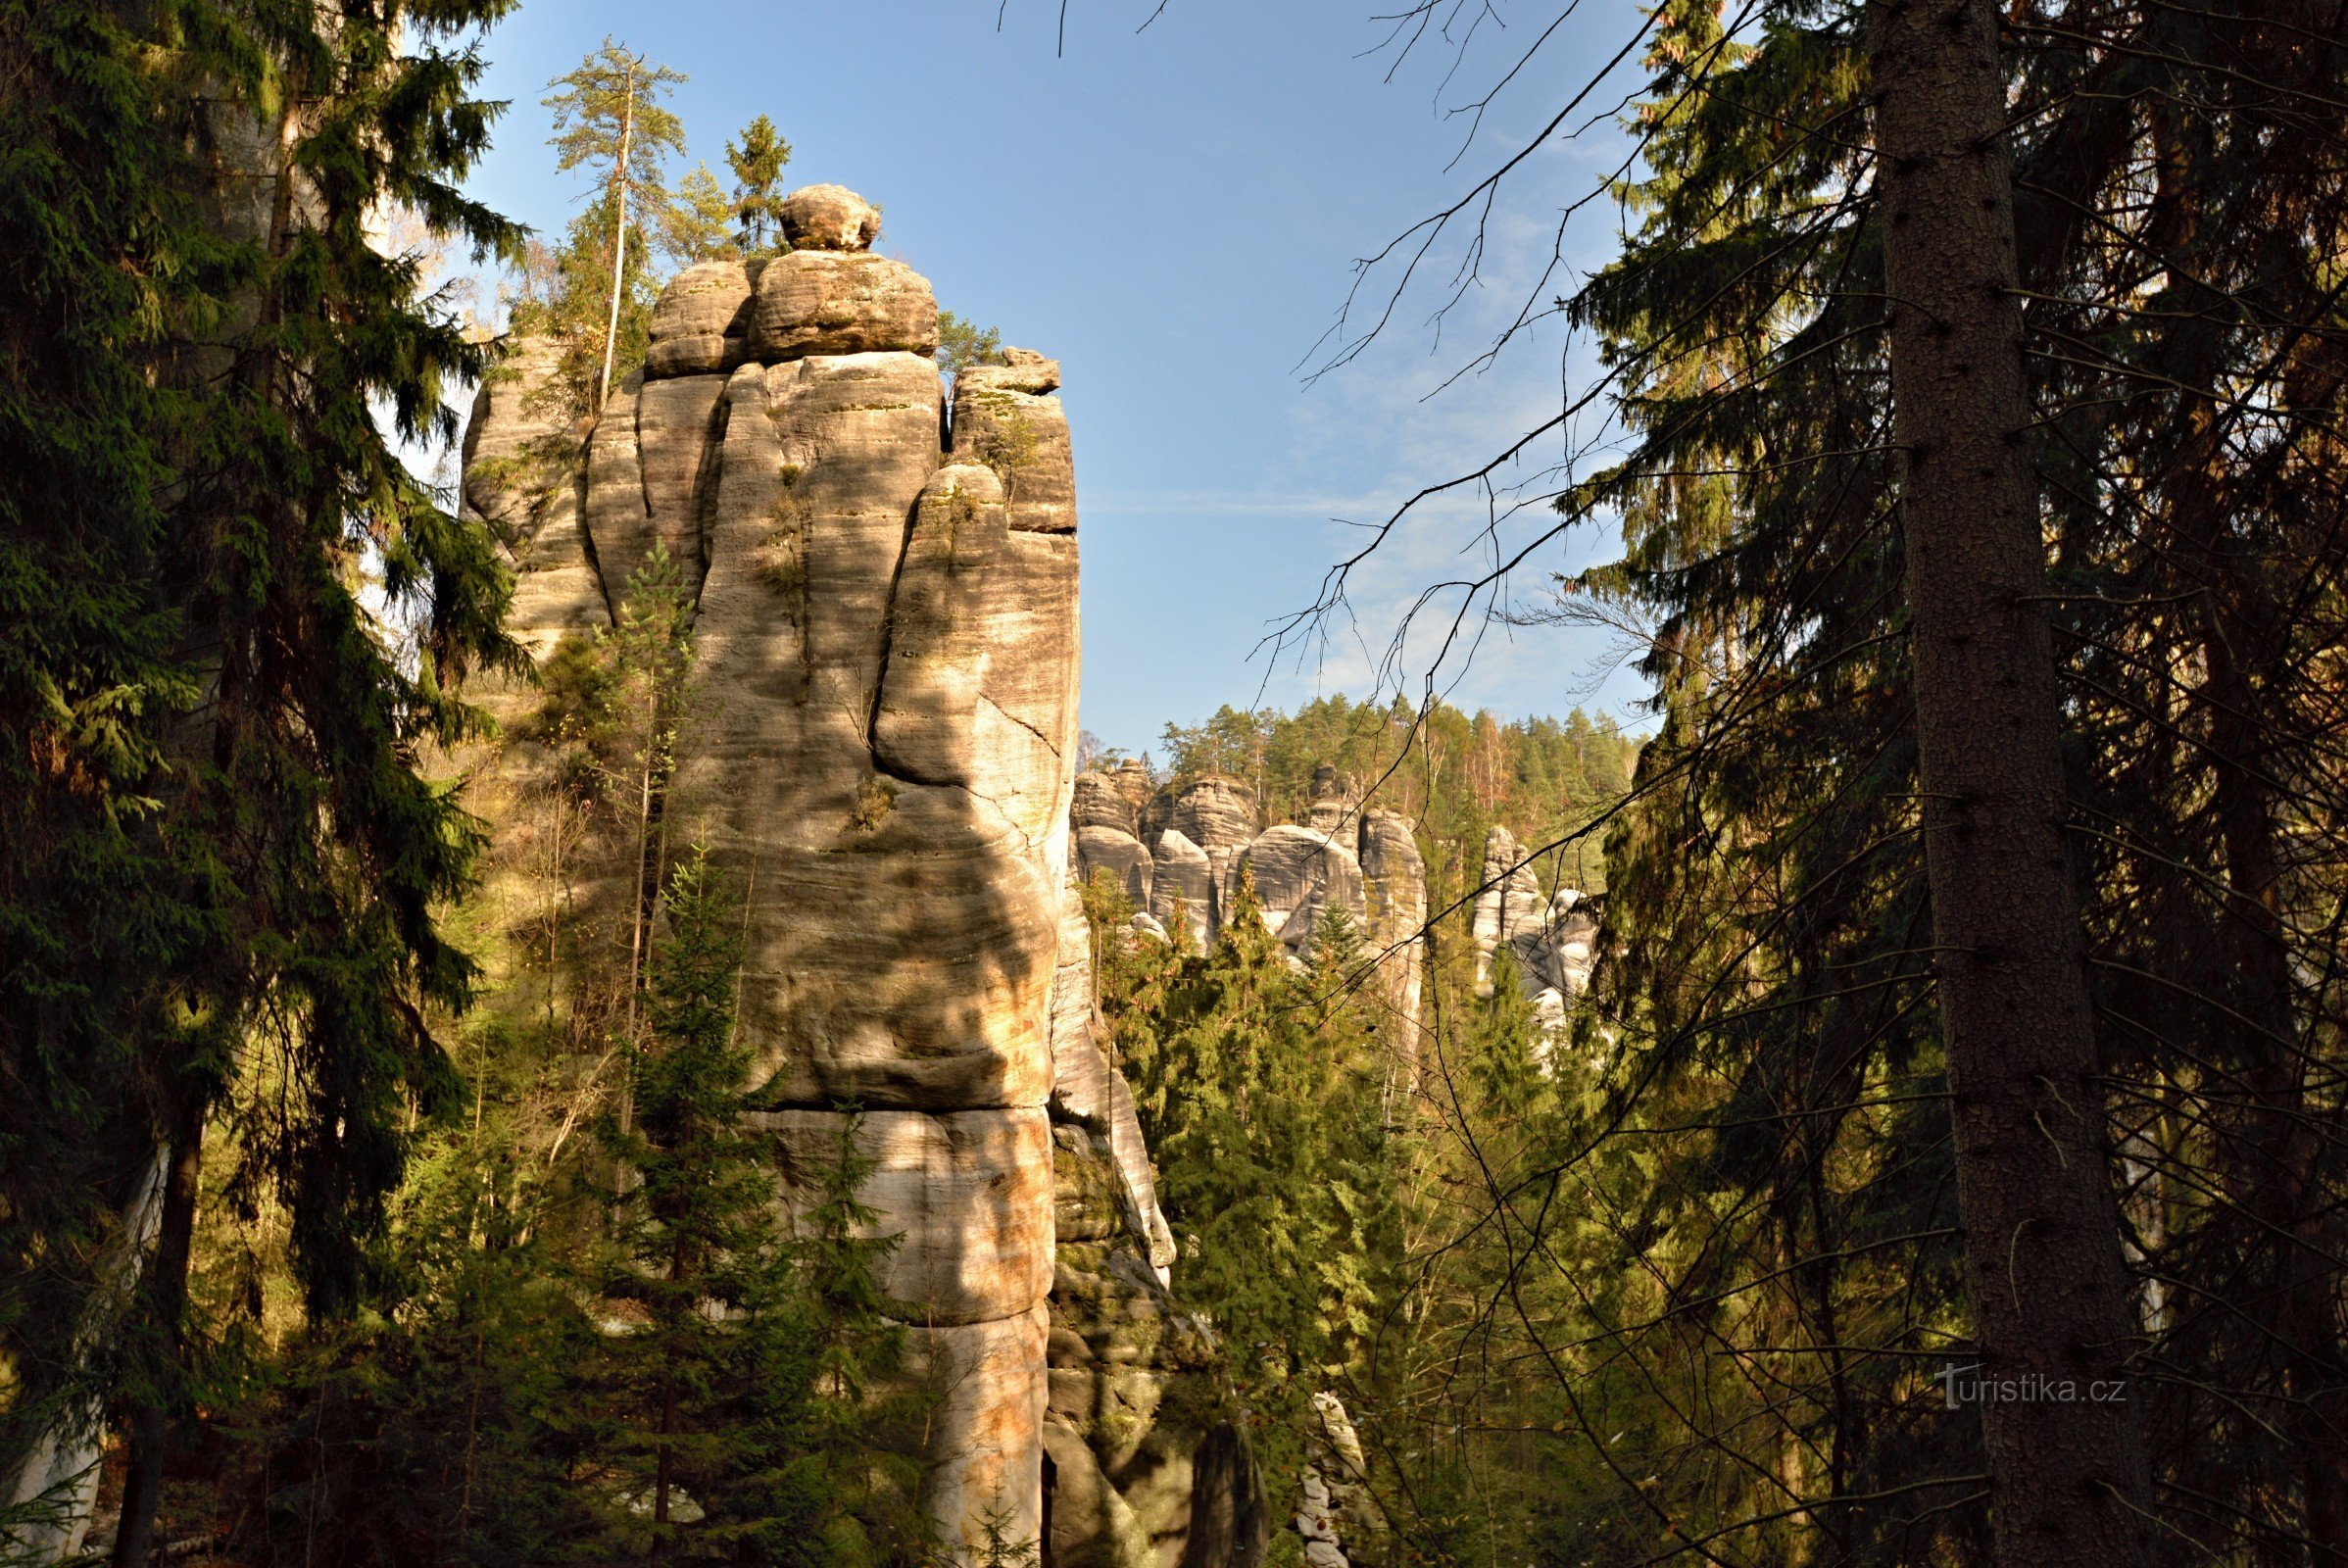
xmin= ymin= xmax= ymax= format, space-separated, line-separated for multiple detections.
xmin=456 ymin=0 xmax=1655 ymax=758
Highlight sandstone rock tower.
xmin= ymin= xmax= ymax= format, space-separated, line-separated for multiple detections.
xmin=464 ymin=186 xmax=1260 ymax=1567
xmin=1469 ymin=824 xmax=1599 ymax=1033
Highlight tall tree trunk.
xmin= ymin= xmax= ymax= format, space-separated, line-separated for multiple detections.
xmin=1868 ymin=0 xmax=2155 ymax=1561
xmin=109 ymin=1099 xmax=205 ymax=1568
xmin=598 ymin=60 xmax=636 ymax=415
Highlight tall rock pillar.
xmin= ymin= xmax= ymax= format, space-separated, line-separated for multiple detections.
xmin=465 ymin=183 xmax=1077 ymax=1560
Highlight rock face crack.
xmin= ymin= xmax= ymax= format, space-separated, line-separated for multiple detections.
xmin=865 ymin=491 xmax=933 ymax=775
xmin=635 ymin=393 xmax=659 ymax=548
xmin=686 ymin=382 xmax=733 ymax=617
xmin=570 ymin=435 xmax=606 ymax=607
xmin=983 ymin=693 xmax=1063 ymax=761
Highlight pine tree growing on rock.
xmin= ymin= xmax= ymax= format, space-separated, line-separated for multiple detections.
xmin=724 ymin=116 xmax=793 ymax=261
xmin=538 ymin=39 xmax=687 ymax=415
xmin=662 ymin=165 xmax=741 ymax=266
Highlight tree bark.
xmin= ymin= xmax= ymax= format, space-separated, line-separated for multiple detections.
xmin=1868 ymin=0 xmax=2155 ymax=1561
xmin=109 ymin=1101 xmax=205 ymax=1568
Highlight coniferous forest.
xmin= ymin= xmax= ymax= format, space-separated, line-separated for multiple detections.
xmin=2 ymin=5 xmax=2345 ymax=1568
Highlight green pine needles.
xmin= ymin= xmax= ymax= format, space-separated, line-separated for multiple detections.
xmin=228 ymin=850 xmax=931 ymax=1568
xmin=1 ymin=2 xmax=529 ymax=1561
xmin=593 ymin=848 xmax=931 ymax=1568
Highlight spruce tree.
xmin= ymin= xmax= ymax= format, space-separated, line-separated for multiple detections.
xmin=1871 ymin=0 xmax=2152 ymax=1553
xmin=0 ymin=3 xmax=528 ymax=1561
xmin=592 ymin=849 xmax=927 ymax=1568
xmin=0 ymin=5 xmax=218 ymax=1541
xmin=234 ymin=1093 xmax=601 ymax=1568
xmin=724 ymin=115 xmax=793 ymax=260
xmin=1097 ymin=869 xmax=1398 ymax=1519
xmin=1351 ymin=0 xmax=2348 ymax=1557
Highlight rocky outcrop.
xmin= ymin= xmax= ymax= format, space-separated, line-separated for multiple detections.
xmin=1355 ymin=809 xmax=1429 ymax=1087
xmin=643 ymin=258 xmax=757 ymax=378
xmin=1149 ymin=830 xmax=1215 ymax=951
xmin=1071 ymin=766 xmax=1429 ymax=1072
xmin=1469 ymin=824 xmax=1600 ymax=1034
xmin=1040 ymin=861 xmax=1258 ymax=1568
xmin=459 ymin=185 xmax=1159 ymax=1565
xmin=1294 ymin=1395 xmax=1379 ymax=1568
xmin=751 ymin=250 xmax=940 ymax=363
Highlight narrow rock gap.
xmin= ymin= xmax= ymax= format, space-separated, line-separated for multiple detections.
xmin=633 ymin=389 xmax=659 ymax=546
xmin=862 ymin=479 xmax=933 ymax=771
xmin=685 ymin=383 xmax=732 ymax=622
xmin=570 ymin=423 xmax=614 ymax=624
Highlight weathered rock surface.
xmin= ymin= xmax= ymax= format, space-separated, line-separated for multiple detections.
xmin=951 ymin=360 xmax=1075 ymax=537
xmin=644 ymin=258 xmax=756 ymax=378
xmin=963 ymin=345 xmax=1063 ymax=397
xmin=907 ymin=1306 xmax=1051 ymax=1558
xmin=458 ymin=333 xmax=567 ymax=536
xmin=1241 ymin=825 xmax=1365 ymax=957
xmin=631 ymin=372 xmax=728 ymax=596
xmin=1470 ymin=824 xmax=1546 ymax=992
xmin=779 ymin=182 xmax=883 ymax=251
xmin=1040 ymin=886 xmax=1177 ymax=1284
xmin=1296 ymin=1394 xmax=1381 ymax=1568
xmin=761 ymin=1107 xmax=1055 ymax=1325
xmin=1047 ymin=1228 xmax=1220 ymax=1565
xmin=1152 ymin=774 xmax=1257 ymax=855
xmin=461 ymin=186 xmax=1137 ymax=1563
xmin=751 ymin=251 xmax=940 ymax=362
xmin=456 ymin=340 xmax=602 ymax=665
xmin=1066 ymin=765 xmax=1429 ymax=1066
xmin=463 ymin=182 xmax=1290 ymax=1568
xmin=1045 ymin=1423 xmax=1155 ymax=1568
xmin=1077 ymin=825 xmax=1154 ymax=910
xmin=1356 ymin=808 xmax=1429 ymax=1080
xmin=1470 ymin=824 xmax=1601 ymax=1033
xmin=1073 ymin=769 xmax=1143 ymax=835
xmin=1149 ymin=829 xmax=1215 ymax=950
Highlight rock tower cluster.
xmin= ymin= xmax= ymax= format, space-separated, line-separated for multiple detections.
xmin=1469 ymin=825 xmax=1599 ymax=1031
xmin=1069 ymin=762 xmax=1429 ymax=1068
xmin=462 ymin=184 xmax=1256 ymax=1565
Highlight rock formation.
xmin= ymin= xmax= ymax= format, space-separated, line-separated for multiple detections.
xmin=1072 ymin=764 xmax=1429 ymax=1073
xmin=460 ymin=187 xmax=1253 ymax=1566
xmin=1042 ymin=873 xmax=1261 ymax=1568
xmin=1052 ymin=760 xmax=1441 ymax=1564
xmin=1469 ymin=824 xmax=1600 ymax=1034
xmin=1294 ymin=1395 xmax=1379 ymax=1568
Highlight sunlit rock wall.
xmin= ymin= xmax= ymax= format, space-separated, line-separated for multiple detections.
xmin=1470 ymin=824 xmax=1599 ymax=1034
xmin=461 ymin=183 xmax=1101 ymax=1563
xmin=1072 ymin=763 xmax=1429 ymax=1078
